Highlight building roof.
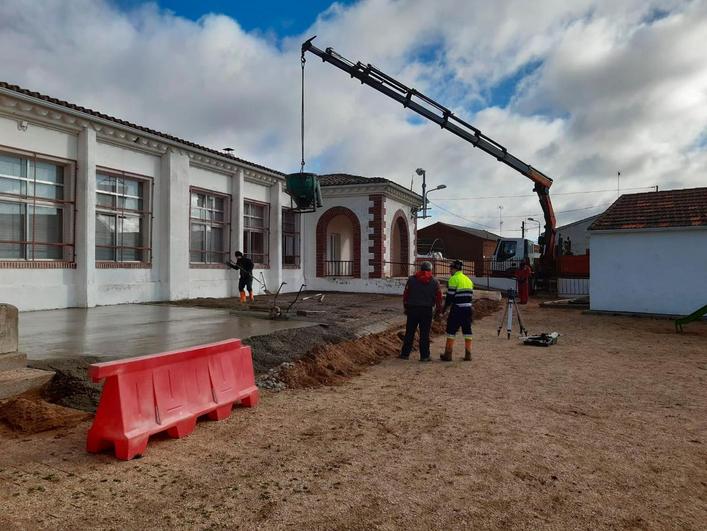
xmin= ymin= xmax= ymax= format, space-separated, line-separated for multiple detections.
xmin=589 ymin=187 xmax=707 ymax=231
xmin=0 ymin=81 xmax=283 ymax=176
xmin=318 ymin=173 xmax=389 ymax=186
xmin=420 ymin=221 xmax=500 ymax=241
xmin=557 ymin=214 xmax=601 ymax=231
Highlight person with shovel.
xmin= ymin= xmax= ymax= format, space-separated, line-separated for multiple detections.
xmin=228 ymin=251 xmax=255 ymax=303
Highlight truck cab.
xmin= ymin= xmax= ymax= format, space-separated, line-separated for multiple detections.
xmin=491 ymin=238 xmax=539 ymax=274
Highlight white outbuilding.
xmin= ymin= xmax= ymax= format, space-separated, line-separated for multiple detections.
xmin=588 ymin=187 xmax=707 ymax=316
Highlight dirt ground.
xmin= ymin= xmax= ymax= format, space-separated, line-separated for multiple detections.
xmin=1 ymin=303 xmax=706 ymax=530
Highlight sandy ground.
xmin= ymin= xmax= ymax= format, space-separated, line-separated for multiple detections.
xmin=1 ymin=303 xmax=706 ymax=530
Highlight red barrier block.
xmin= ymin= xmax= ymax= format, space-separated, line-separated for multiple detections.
xmin=86 ymin=338 xmax=258 ymax=460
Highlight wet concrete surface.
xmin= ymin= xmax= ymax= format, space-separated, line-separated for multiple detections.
xmin=20 ymin=304 xmax=315 ymax=361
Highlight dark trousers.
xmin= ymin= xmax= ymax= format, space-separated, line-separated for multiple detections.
xmin=238 ymin=276 xmax=253 ymax=293
xmin=401 ymin=306 xmax=433 ymax=359
xmin=446 ymin=306 xmax=473 ymax=337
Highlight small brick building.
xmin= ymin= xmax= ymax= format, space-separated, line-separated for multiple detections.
xmin=417 ymin=222 xmax=499 ymax=272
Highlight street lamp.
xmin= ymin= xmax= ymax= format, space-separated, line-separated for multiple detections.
xmin=415 ymin=168 xmax=446 ymax=219
xmin=526 ymin=217 xmax=541 ymax=241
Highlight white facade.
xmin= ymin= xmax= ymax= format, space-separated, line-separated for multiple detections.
xmin=590 ymin=228 xmax=707 ymax=315
xmin=0 ymin=86 xmax=291 ymax=311
xmin=0 ymin=85 xmax=422 ymax=311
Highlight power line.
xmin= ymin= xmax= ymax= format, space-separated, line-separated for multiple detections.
xmin=433 ymin=185 xmax=655 ymax=201
xmin=429 ymin=200 xmax=612 ymax=226
xmin=427 ymin=200 xmax=494 ymax=229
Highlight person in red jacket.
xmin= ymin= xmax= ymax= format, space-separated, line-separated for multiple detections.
xmin=399 ymin=261 xmax=443 ymax=362
xmin=515 ymin=258 xmax=533 ymax=304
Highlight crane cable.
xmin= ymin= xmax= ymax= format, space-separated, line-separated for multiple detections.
xmin=300 ymin=49 xmax=306 ymax=174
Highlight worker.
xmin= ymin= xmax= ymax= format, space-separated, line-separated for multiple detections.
xmin=441 ymin=259 xmax=474 ymax=362
xmin=228 ymin=251 xmax=255 ymax=303
xmin=399 ymin=261 xmax=443 ymax=362
xmin=515 ymin=258 xmax=533 ymax=305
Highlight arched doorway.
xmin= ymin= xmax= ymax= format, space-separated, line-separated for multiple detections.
xmin=316 ymin=207 xmax=361 ymax=278
xmin=390 ymin=210 xmax=410 ymax=277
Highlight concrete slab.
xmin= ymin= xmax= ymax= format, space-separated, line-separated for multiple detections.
xmin=0 ymin=367 xmax=54 ymax=400
xmin=20 ymin=304 xmax=315 ymax=361
xmin=0 ymin=352 xmax=27 ymax=371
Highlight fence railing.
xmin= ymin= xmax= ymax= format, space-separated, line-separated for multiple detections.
xmin=324 ymin=260 xmax=354 ymax=277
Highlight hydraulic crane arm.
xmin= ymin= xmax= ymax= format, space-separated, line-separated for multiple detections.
xmin=302 ymin=37 xmax=557 ymax=272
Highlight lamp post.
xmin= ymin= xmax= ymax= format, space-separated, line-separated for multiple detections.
xmin=526 ymin=217 xmax=541 ymax=241
xmin=415 ymin=168 xmax=446 ymax=219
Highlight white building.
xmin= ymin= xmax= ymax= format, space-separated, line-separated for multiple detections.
xmin=589 ymin=188 xmax=707 ymax=315
xmin=556 ymin=214 xmax=599 ymax=255
xmin=0 ymin=83 xmax=420 ymax=311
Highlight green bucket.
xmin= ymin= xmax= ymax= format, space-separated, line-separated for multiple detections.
xmin=285 ymin=172 xmax=322 ymax=211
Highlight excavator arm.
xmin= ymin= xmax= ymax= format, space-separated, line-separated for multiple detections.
xmin=302 ymin=37 xmax=557 ymax=274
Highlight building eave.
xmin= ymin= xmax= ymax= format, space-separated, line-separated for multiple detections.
xmin=0 ymin=86 xmax=286 ymax=181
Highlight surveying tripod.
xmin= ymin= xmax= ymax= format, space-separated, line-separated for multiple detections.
xmin=497 ymin=288 xmax=528 ymax=339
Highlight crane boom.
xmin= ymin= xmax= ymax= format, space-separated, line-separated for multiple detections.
xmin=302 ymin=37 xmax=557 ymax=273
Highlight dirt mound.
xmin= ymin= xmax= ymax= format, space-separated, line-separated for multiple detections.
xmin=244 ymin=324 xmax=358 ymax=374
xmin=29 ymin=356 xmax=104 ymax=412
xmin=281 ymin=299 xmax=500 ymax=389
xmin=0 ymin=396 xmax=91 ymax=434
xmin=280 ymin=328 xmax=403 ymax=388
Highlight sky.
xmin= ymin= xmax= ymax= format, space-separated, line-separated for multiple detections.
xmin=1 ymin=0 xmax=705 ymax=238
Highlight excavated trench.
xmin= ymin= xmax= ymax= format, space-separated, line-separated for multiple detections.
xmin=4 ymin=295 xmax=499 ymax=434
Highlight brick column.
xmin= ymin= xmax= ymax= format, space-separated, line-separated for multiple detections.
xmin=368 ymin=194 xmax=386 ymax=279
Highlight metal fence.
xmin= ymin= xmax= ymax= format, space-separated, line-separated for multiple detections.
xmin=324 ymin=260 xmax=354 ymax=277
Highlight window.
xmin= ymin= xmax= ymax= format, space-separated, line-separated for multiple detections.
xmin=495 ymin=240 xmax=517 ymax=262
xmin=190 ymin=189 xmax=229 ymax=264
xmin=95 ymin=172 xmax=151 ymax=262
xmin=0 ymin=153 xmax=73 ymax=261
xmin=243 ymin=201 xmax=269 ymax=267
xmin=282 ymin=209 xmax=300 ymax=267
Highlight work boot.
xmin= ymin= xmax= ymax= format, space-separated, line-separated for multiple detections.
xmin=440 ymin=338 xmax=454 ymax=362
xmin=464 ymin=338 xmax=473 ymax=361
xmin=249 ymin=292 xmax=255 ymax=303
xmin=239 ymin=291 xmax=246 ymax=304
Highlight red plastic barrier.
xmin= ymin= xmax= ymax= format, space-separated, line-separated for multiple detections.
xmin=86 ymin=338 xmax=259 ymax=460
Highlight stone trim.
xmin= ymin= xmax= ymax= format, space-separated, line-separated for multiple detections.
xmin=0 ymin=261 xmax=76 ymax=269
xmin=96 ymin=262 xmax=151 ymax=269
xmin=368 ymin=194 xmax=386 ymax=279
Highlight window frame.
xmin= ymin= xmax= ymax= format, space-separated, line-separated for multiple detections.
xmin=95 ymin=167 xmax=153 ymax=268
xmin=189 ymin=186 xmax=231 ymax=268
xmin=0 ymin=146 xmax=76 ymax=268
xmin=243 ymin=199 xmax=270 ymax=269
xmin=281 ymin=208 xmax=300 ymax=269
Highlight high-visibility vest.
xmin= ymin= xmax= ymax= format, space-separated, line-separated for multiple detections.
xmin=446 ymin=271 xmax=474 ymax=308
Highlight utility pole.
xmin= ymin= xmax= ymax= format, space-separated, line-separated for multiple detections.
xmin=521 ymin=220 xmax=525 ymax=239
xmin=498 ymin=205 xmax=504 ymax=236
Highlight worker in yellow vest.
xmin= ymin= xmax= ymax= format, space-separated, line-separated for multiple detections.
xmin=441 ymin=260 xmax=474 ymax=361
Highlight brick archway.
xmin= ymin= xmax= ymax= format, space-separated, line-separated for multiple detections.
xmin=390 ymin=209 xmax=410 ymax=277
xmin=316 ymin=207 xmax=362 ymax=278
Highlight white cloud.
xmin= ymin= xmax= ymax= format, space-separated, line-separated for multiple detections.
xmin=0 ymin=0 xmax=705 ymax=235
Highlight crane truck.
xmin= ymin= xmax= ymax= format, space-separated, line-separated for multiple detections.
xmin=297 ymin=37 xmax=558 ymax=278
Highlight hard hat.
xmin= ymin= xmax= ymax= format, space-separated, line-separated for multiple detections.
xmin=420 ymin=261 xmax=433 ymax=271
xmin=451 ymin=259 xmax=464 ymax=270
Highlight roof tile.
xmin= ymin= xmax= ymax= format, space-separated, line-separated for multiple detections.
xmin=589 ymin=187 xmax=707 ymax=231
